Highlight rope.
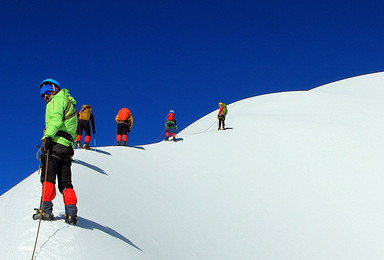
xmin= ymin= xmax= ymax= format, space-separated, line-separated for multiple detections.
xmin=154 ymin=128 xmax=166 ymax=143
xmin=36 ymin=147 xmax=42 ymax=162
xmin=181 ymin=119 xmax=217 ymax=136
xmin=31 ymin=149 xmax=50 ymax=260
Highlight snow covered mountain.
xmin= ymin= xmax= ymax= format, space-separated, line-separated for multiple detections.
xmin=1 ymin=72 xmax=384 ymax=259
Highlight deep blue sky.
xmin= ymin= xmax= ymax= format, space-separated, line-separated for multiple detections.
xmin=1 ymin=0 xmax=384 ymax=195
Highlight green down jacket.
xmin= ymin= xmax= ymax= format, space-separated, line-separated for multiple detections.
xmin=42 ymin=88 xmax=77 ymax=147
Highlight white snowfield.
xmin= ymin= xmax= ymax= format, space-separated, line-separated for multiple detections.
xmin=1 ymin=72 xmax=384 ymax=259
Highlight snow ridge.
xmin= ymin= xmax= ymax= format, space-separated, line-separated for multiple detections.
xmin=2 ymin=72 xmax=384 ymax=259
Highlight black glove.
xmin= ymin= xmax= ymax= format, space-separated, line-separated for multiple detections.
xmin=128 ymin=128 xmax=131 ymax=133
xmin=43 ymin=137 xmax=53 ymax=152
xmin=93 ymin=129 xmax=96 ymax=134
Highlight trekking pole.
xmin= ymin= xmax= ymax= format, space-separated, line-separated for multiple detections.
xmin=31 ymin=148 xmax=50 ymax=260
xmin=93 ymin=134 xmax=97 ymax=151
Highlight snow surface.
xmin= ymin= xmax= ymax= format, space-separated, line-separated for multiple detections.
xmin=2 ymin=72 xmax=384 ymax=259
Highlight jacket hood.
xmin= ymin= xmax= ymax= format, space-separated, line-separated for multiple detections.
xmin=55 ymin=88 xmax=76 ymax=105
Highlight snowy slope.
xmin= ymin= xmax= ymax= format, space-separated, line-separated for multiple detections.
xmin=2 ymin=72 xmax=384 ymax=259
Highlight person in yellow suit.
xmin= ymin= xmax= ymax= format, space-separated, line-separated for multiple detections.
xmin=76 ymin=104 xmax=96 ymax=149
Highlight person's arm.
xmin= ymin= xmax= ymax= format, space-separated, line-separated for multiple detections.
xmin=129 ymin=115 xmax=133 ymax=130
xmin=90 ymin=114 xmax=96 ymax=134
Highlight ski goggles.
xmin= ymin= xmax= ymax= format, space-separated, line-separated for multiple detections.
xmin=41 ymin=90 xmax=53 ymax=98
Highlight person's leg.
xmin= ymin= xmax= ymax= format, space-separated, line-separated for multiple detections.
xmin=76 ymin=122 xmax=84 ymax=148
xmin=57 ymin=153 xmax=78 ymax=223
xmin=171 ymin=128 xmax=176 ymax=141
xmin=165 ymin=127 xmax=170 ymax=141
xmin=83 ymin=121 xmax=91 ymax=148
xmin=122 ymin=124 xmax=129 ymax=146
xmin=116 ymin=124 xmax=123 ymax=145
xmin=33 ymin=152 xmax=58 ymax=220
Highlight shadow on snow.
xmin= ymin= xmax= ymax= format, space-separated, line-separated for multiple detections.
xmin=54 ymin=215 xmax=143 ymax=252
xmin=92 ymin=148 xmax=112 ymax=155
xmin=126 ymin=145 xmax=145 ymax=150
xmin=73 ymin=159 xmax=108 ymax=175
xmin=77 ymin=216 xmax=143 ymax=251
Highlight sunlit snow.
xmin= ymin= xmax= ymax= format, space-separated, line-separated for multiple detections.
xmin=1 ymin=72 xmax=384 ymax=259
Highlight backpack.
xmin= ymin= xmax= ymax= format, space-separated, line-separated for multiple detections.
xmin=221 ymin=103 xmax=228 ymax=115
xmin=118 ymin=108 xmax=131 ymax=121
xmin=78 ymin=105 xmax=92 ymax=121
xmin=167 ymin=113 xmax=175 ymax=121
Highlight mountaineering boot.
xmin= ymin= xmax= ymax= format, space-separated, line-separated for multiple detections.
xmin=165 ymin=137 xmax=169 ymax=141
xmin=65 ymin=214 xmax=77 ymax=225
xmin=32 ymin=209 xmax=54 ymax=221
xmin=173 ymin=137 xmax=177 ymax=142
xmin=76 ymin=142 xmax=81 ymax=149
xmin=83 ymin=142 xmax=90 ymax=150
xmin=122 ymin=141 xmax=127 ymax=146
xmin=117 ymin=141 xmax=121 ymax=146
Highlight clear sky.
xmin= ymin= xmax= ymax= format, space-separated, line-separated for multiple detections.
xmin=1 ymin=0 xmax=384 ymax=195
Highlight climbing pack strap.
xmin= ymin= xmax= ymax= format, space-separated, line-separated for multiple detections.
xmin=118 ymin=120 xmax=131 ymax=127
xmin=56 ymin=130 xmax=74 ymax=143
xmin=166 ymin=120 xmax=175 ymax=127
xmin=63 ymin=97 xmax=77 ymax=121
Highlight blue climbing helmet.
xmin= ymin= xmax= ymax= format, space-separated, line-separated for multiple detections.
xmin=40 ymin=78 xmax=61 ymax=89
xmin=39 ymin=78 xmax=61 ymax=97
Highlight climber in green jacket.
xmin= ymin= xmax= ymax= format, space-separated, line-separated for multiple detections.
xmin=33 ymin=78 xmax=79 ymax=225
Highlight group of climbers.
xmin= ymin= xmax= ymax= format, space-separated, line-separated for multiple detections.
xmin=33 ymin=78 xmax=228 ymax=225
xmin=74 ymin=102 xmax=227 ymax=148
xmin=75 ymin=106 xmax=134 ymax=148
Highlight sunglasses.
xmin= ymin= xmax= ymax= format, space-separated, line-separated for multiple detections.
xmin=41 ymin=90 xmax=53 ymax=98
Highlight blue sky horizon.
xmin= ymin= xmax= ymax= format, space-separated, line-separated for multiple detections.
xmin=1 ymin=0 xmax=384 ymax=195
